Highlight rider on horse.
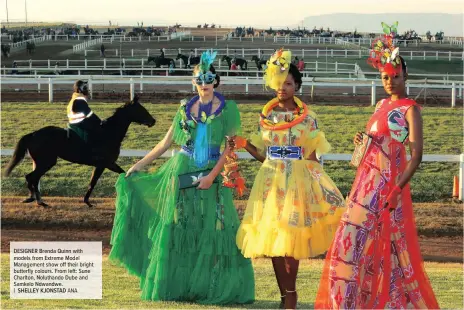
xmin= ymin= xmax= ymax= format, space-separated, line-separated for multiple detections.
xmin=160 ymin=48 xmax=165 ymax=58
xmin=188 ymin=49 xmax=194 ymax=66
xmin=67 ymin=80 xmax=103 ymax=152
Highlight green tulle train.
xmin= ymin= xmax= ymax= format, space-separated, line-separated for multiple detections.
xmin=109 ymin=100 xmax=255 ymax=304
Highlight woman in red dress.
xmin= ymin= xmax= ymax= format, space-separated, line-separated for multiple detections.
xmin=315 ymin=23 xmax=440 ymax=309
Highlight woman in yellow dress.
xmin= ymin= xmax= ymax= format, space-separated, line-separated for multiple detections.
xmin=229 ymin=50 xmax=345 ymax=309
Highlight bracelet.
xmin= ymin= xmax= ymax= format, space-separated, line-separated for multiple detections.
xmin=234 ymin=136 xmax=248 ymax=149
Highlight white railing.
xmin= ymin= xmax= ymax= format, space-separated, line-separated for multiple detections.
xmin=5 ymin=60 xmax=463 ymax=82
xmin=1 ymin=76 xmax=462 ymax=107
xmin=8 ymin=35 xmax=52 ymax=49
xmin=225 ymin=35 xmax=463 ymax=46
xmin=73 ymin=38 xmax=103 ymax=53
xmin=5 ymin=59 xmax=358 ymax=74
xmin=0 ymin=147 xmax=462 ymax=200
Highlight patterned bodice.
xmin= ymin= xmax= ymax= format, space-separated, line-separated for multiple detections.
xmin=254 ymin=109 xmax=327 ymax=159
xmin=367 ymin=98 xmax=418 ymax=144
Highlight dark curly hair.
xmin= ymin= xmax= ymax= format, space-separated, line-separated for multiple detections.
xmin=288 ymin=63 xmax=302 ymax=91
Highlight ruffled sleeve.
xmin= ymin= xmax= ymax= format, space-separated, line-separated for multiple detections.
xmin=223 ymin=100 xmax=242 ymax=137
xmin=250 ymin=130 xmax=266 ymax=157
xmin=303 ymin=110 xmax=331 ymax=158
xmin=171 ymin=104 xmax=189 ymax=146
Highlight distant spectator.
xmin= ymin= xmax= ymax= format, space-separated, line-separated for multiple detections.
xmin=54 ymin=62 xmax=61 ymax=75
xmin=297 ymin=58 xmax=305 ymax=72
xmin=230 ymin=61 xmax=238 ymax=71
xmin=168 ymin=60 xmax=175 ymax=75
xmin=11 ymin=61 xmax=18 ymax=75
xmin=100 ymin=44 xmax=106 ymax=58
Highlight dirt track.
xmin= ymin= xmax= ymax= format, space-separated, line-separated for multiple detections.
xmin=1 ymin=196 xmax=462 ymax=262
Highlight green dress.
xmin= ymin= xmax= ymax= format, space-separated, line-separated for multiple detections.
xmin=109 ymin=97 xmax=255 ymax=304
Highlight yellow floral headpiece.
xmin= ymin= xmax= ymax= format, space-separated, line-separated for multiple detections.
xmin=263 ymin=48 xmax=292 ymax=91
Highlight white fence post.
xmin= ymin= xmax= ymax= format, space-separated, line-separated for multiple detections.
xmin=460 ymin=153 xmax=464 ymax=201
xmin=66 ymin=59 xmax=69 ymax=69
xmin=103 ymin=58 xmax=106 ymax=69
xmin=130 ymin=78 xmax=134 ymax=100
xmin=451 ymin=82 xmax=456 ymax=107
xmin=371 ymin=81 xmax=376 ymax=106
xmin=48 ymin=78 xmax=53 ymax=103
xmin=245 ymin=76 xmax=249 ymax=93
xmin=131 ymin=49 xmax=134 ymax=57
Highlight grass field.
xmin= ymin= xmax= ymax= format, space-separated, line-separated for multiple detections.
xmin=1 ymin=103 xmax=462 ymax=202
xmin=1 ymin=255 xmax=462 ymax=309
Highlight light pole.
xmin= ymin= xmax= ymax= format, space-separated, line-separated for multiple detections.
xmin=25 ymin=0 xmax=28 ymax=27
xmin=6 ymin=0 xmax=9 ymax=26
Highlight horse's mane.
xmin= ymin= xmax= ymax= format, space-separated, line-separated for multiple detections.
xmin=101 ymin=100 xmax=133 ymax=125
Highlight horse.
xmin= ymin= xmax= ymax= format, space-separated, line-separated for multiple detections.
xmin=2 ymin=95 xmax=156 ymax=208
xmin=251 ymin=55 xmax=267 ymax=71
xmin=221 ymin=55 xmax=247 ymax=70
xmin=176 ymin=53 xmax=200 ymax=68
xmin=147 ymin=56 xmax=174 ymax=68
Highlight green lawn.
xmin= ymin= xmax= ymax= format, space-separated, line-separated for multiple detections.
xmin=1 ymin=255 xmax=462 ymax=309
xmin=1 ymin=103 xmax=462 ymax=202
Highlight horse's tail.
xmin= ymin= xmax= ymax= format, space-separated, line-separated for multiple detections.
xmin=3 ymin=133 xmax=33 ymax=177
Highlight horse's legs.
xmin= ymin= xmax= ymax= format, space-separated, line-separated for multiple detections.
xmin=83 ymin=166 xmax=105 ymax=208
xmin=23 ymin=160 xmax=38 ymax=203
xmin=105 ymin=162 xmax=124 ymax=174
xmin=27 ymin=159 xmax=56 ymax=207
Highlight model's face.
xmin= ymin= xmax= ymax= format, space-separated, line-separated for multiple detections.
xmin=193 ymin=71 xmax=216 ymax=96
xmin=381 ymin=70 xmax=406 ymax=96
xmin=276 ymin=74 xmax=297 ymax=101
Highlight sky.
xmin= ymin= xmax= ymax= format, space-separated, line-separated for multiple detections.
xmin=1 ymin=0 xmax=463 ymax=28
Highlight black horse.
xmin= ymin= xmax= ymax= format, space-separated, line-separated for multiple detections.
xmin=222 ymin=55 xmax=247 ymax=70
xmin=3 ymin=95 xmax=156 ymax=208
xmin=251 ymin=55 xmax=267 ymax=71
xmin=147 ymin=56 xmax=174 ymax=68
xmin=176 ymin=53 xmax=200 ymax=68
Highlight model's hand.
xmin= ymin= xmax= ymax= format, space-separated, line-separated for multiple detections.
xmin=385 ymin=185 xmax=402 ymax=212
xmin=194 ymin=175 xmax=214 ymax=190
xmin=227 ymin=135 xmax=247 ymax=150
xmin=125 ymin=163 xmax=144 ymax=177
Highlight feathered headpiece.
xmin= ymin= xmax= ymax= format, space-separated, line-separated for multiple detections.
xmin=263 ymin=48 xmax=292 ymax=90
xmin=368 ymin=22 xmax=403 ymax=76
xmin=199 ymin=50 xmax=217 ymax=73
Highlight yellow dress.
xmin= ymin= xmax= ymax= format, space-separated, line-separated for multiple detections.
xmin=236 ymin=107 xmax=345 ymax=260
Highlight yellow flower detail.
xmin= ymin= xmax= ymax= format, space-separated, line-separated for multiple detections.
xmin=201 ymin=111 xmax=207 ymax=122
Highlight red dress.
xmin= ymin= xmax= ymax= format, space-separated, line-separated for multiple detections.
xmin=315 ymin=98 xmax=439 ymax=309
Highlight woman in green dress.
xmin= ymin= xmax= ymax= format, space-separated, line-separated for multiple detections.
xmin=109 ymin=51 xmax=255 ymax=305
